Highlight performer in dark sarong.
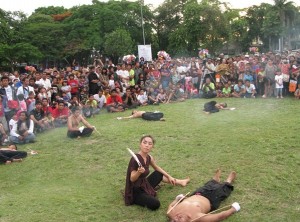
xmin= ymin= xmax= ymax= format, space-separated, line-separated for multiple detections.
xmin=117 ymin=110 xmax=165 ymax=121
xmin=124 ymin=135 xmax=190 ymax=210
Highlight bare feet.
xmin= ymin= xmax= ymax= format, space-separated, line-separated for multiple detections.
xmin=213 ymin=168 xmax=221 ymax=182
xmin=5 ymin=160 xmax=12 ymax=165
xmin=176 ymin=177 xmax=190 ymax=187
xmin=12 ymin=158 xmax=22 ymax=162
xmin=226 ymin=171 xmax=236 ymax=184
xmin=160 ymin=118 xmax=166 ymax=121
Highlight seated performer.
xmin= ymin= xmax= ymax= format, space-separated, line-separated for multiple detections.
xmin=167 ymin=169 xmax=240 ymax=222
xmin=124 ymin=135 xmax=190 ymax=210
xmin=67 ymin=107 xmax=95 ymax=139
xmin=117 ymin=110 xmax=165 ymax=121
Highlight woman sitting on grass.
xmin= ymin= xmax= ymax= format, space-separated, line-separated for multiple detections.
xmin=124 ymin=135 xmax=190 ymax=210
xmin=0 ymin=144 xmax=27 ymax=164
xmin=10 ymin=111 xmax=36 ymax=144
xmin=67 ymin=106 xmax=95 ymax=139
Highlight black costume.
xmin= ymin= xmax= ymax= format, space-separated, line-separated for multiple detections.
xmin=141 ymin=112 xmax=164 ymax=121
xmin=0 ymin=150 xmax=27 ymax=163
xmin=203 ymin=101 xmax=219 ymax=113
xmin=191 ymin=179 xmax=234 ymax=211
xmin=125 ymin=154 xmax=163 ymax=210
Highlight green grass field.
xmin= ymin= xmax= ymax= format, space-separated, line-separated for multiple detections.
xmin=0 ymin=98 xmax=299 ymax=222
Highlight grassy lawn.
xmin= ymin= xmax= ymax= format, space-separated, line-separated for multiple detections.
xmin=0 ymin=98 xmax=299 ymax=222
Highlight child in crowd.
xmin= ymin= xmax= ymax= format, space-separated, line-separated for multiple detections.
xmin=9 ymin=114 xmax=18 ymax=131
xmin=61 ymin=81 xmax=71 ymax=100
xmin=137 ymin=89 xmax=148 ymax=106
xmin=26 ymin=91 xmax=36 ymax=114
xmin=222 ymin=82 xmax=232 ymax=98
xmin=275 ymin=69 xmax=284 ymax=99
xmin=44 ymin=112 xmax=55 ymax=129
xmin=108 ymin=74 xmax=115 ymax=89
xmin=232 ymin=80 xmax=245 ymax=98
xmin=157 ymin=88 xmax=167 ymax=103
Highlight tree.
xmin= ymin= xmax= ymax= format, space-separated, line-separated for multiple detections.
xmin=103 ymin=28 xmax=134 ymax=62
xmin=0 ymin=43 xmax=43 ymax=71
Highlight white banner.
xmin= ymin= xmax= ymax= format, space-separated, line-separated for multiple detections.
xmin=138 ymin=45 xmax=152 ymax=62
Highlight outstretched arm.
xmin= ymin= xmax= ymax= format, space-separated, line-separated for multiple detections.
xmin=194 ymin=208 xmax=236 ymax=222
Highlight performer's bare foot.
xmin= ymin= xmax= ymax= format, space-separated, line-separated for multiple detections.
xmin=213 ymin=168 xmax=221 ymax=182
xmin=176 ymin=177 xmax=190 ymax=187
xmin=160 ymin=118 xmax=166 ymax=121
xmin=226 ymin=171 xmax=236 ymax=184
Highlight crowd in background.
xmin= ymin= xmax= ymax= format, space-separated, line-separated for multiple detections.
xmin=0 ymin=50 xmax=299 ymax=146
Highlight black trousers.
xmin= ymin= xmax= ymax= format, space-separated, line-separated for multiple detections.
xmin=133 ymin=171 xmax=163 ymax=210
xmin=141 ymin=112 xmax=164 ymax=121
xmin=0 ymin=150 xmax=27 ymax=163
xmin=191 ymin=180 xmax=234 ymax=211
xmin=67 ymin=128 xmax=93 ymax=138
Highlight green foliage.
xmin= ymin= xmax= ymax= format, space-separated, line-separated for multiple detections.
xmin=0 ymin=99 xmax=299 ymax=221
xmin=104 ymin=28 xmax=134 ymax=58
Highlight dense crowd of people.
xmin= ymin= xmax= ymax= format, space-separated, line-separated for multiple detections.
xmin=0 ymin=50 xmax=299 ymax=151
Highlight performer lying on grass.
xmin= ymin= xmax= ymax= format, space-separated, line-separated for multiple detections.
xmin=124 ymin=135 xmax=190 ymax=210
xmin=167 ymin=169 xmax=240 ymax=222
xmin=203 ymin=101 xmax=235 ymax=114
xmin=67 ymin=107 xmax=95 ymax=139
xmin=0 ymin=144 xmax=27 ymax=164
xmin=117 ymin=110 xmax=165 ymax=121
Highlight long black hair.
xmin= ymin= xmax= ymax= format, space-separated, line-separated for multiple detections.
xmin=17 ymin=111 xmax=31 ymax=132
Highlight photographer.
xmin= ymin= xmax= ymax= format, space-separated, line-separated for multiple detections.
xmin=122 ymin=88 xmax=138 ymax=109
xmin=200 ymin=78 xmax=217 ymax=99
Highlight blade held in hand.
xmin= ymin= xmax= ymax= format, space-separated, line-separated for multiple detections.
xmin=127 ymin=148 xmax=142 ymax=167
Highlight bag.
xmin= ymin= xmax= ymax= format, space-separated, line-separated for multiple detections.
xmin=282 ymin=74 xmax=290 ymax=82
xmin=7 ymin=100 xmax=19 ymax=109
xmin=289 ymin=80 xmax=297 ymax=92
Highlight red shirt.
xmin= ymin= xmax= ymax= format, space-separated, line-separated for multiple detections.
xmin=68 ymin=79 xmax=79 ymax=94
xmin=106 ymin=95 xmax=123 ymax=105
xmin=42 ymin=106 xmax=53 ymax=114
xmin=52 ymin=107 xmax=69 ymax=118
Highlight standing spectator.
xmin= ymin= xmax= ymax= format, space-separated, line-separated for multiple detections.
xmin=275 ymin=68 xmax=284 ymax=99
xmin=88 ymin=66 xmax=100 ymax=95
xmin=0 ymin=76 xmax=17 ymax=126
xmin=160 ymin=64 xmax=171 ymax=89
xmin=67 ymin=74 xmax=79 ymax=98
xmin=263 ymin=60 xmax=277 ymax=98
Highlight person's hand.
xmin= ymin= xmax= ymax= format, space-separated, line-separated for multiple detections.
xmin=137 ymin=167 xmax=145 ymax=174
xmin=231 ymin=202 xmax=241 ymax=212
xmin=168 ymin=176 xmax=176 ymax=185
xmin=23 ymin=131 xmax=29 ymax=137
xmin=18 ymin=136 xmax=24 ymax=140
xmin=117 ymin=117 xmax=123 ymax=120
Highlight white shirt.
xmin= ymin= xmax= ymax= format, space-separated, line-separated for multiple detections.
xmin=93 ymin=94 xmax=106 ymax=109
xmin=37 ymin=78 xmax=51 ymax=90
xmin=137 ymin=93 xmax=148 ymax=104
xmin=275 ymin=74 xmax=284 ymax=89
xmin=17 ymin=86 xmax=35 ymax=99
xmin=10 ymin=120 xmax=34 ymax=137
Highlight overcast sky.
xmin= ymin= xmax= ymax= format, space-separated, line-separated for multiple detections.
xmin=1 ymin=0 xmax=299 ymax=16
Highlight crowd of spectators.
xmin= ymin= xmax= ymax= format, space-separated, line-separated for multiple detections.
xmin=0 ymin=50 xmax=299 ymax=146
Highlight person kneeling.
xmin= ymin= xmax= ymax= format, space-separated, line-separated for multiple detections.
xmin=67 ymin=107 xmax=95 ymax=139
xmin=167 ymin=169 xmax=240 ymax=222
